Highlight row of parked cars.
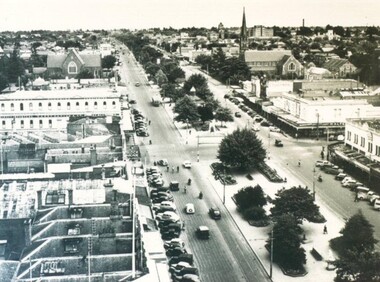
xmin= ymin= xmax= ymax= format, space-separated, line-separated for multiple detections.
xmin=132 ymin=109 xmax=149 ymax=137
xmin=149 ymin=174 xmax=201 ymax=281
xmin=316 ymin=160 xmax=380 ymax=210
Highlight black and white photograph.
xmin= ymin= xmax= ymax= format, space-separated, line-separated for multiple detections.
xmin=0 ymin=0 xmax=380 ymax=281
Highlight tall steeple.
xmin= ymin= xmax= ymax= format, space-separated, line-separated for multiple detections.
xmin=240 ymin=7 xmax=248 ymax=56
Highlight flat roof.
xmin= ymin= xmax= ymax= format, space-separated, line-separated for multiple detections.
xmin=0 ymin=88 xmax=121 ymax=101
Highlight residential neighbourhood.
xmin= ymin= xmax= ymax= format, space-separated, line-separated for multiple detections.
xmin=0 ymin=2 xmax=380 ymax=282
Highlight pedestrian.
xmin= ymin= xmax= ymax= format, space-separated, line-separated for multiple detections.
xmin=298 ymin=160 xmax=301 ymax=167
xmin=153 ymin=161 xmax=157 ymax=166
xmin=149 ymin=120 xmax=151 ymax=125
xmin=177 ymin=166 xmax=179 ymax=173
xmin=354 ymin=193 xmax=359 ymax=202
xmin=166 ymin=166 xmax=169 ymax=172
xmin=323 ymin=225 xmax=328 ymax=234
xmin=149 ymin=140 xmax=152 ymax=145
xmin=189 ymin=130 xmax=191 ymax=135
xmin=321 ymin=151 xmax=325 ymax=160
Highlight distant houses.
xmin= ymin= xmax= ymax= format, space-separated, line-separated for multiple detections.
xmin=323 ymin=58 xmax=357 ymax=78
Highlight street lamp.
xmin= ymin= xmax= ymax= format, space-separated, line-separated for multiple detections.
xmin=222 ymin=167 xmax=226 ymax=204
xmin=267 ymin=132 xmax=271 ymax=160
xmin=186 ymin=118 xmax=189 ymax=144
xmin=255 ymin=229 xmax=274 ymax=279
xmin=316 ymin=112 xmax=320 ymax=140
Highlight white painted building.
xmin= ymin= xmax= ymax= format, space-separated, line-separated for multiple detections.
xmin=345 ymin=118 xmax=380 ymax=163
xmin=0 ymin=88 xmax=122 ymax=132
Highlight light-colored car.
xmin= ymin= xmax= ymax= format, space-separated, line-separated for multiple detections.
xmin=269 ymin=126 xmax=281 ymax=132
xmin=185 ymin=203 xmax=195 ymax=214
xmin=341 ymin=176 xmax=354 ymax=185
xmin=155 ymin=211 xmax=180 ymax=222
xmin=374 ymin=199 xmax=380 ymax=210
xmin=251 ymin=124 xmax=260 ymax=132
xmin=183 ymin=160 xmax=192 ymax=168
xmin=315 ymin=160 xmax=331 ymax=167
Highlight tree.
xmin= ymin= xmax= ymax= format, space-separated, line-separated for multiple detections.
xmin=183 ymin=73 xmax=208 ymax=93
xmin=0 ymin=73 xmax=8 ymax=91
xmin=195 ymin=84 xmax=213 ymax=100
xmin=155 ymin=69 xmax=168 ymax=87
xmin=76 ymin=69 xmax=94 ymax=80
xmin=243 ymin=206 xmax=268 ymax=222
xmin=214 ymin=107 xmax=233 ymax=126
xmin=173 ymin=96 xmax=200 ymax=123
xmin=160 ymin=83 xmax=184 ymax=102
xmin=144 ymin=62 xmax=161 ymax=78
xmin=217 ymin=128 xmax=266 ymax=170
xmin=234 ymin=185 xmax=267 ymax=210
xmin=340 ymin=211 xmax=377 ymax=253
xmin=334 ymin=248 xmax=380 ymax=282
xmin=195 ymin=54 xmax=212 ymax=71
xmin=270 ymin=214 xmax=306 ymax=270
xmin=197 ymin=104 xmax=214 ymax=123
xmin=101 ymin=55 xmax=117 ymax=69
xmin=270 ymin=186 xmax=321 ymax=223
xmin=7 ymin=49 xmax=25 ymax=83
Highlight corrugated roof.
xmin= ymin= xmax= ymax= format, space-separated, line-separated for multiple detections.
xmin=244 ymin=50 xmax=292 ymax=62
xmin=47 ymin=53 xmax=66 ymax=68
xmin=79 ymin=53 xmax=101 ymax=67
xmin=47 ymin=49 xmax=101 ymax=69
xmin=323 ymin=58 xmax=352 ymax=70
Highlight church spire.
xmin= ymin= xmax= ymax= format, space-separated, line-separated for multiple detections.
xmin=240 ymin=7 xmax=248 ymax=56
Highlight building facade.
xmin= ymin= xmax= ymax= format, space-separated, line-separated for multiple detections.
xmin=323 ymin=58 xmax=357 ymax=78
xmin=0 ymin=88 xmax=122 ymax=133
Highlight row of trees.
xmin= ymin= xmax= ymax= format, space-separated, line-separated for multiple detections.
xmin=195 ymin=47 xmax=251 ymax=85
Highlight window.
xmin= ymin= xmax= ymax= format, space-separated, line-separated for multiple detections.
xmin=68 ymin=61 xmax=78 ymax=74
xmin=1 ymin=103 xmax=4 ymax=111
xmin=368 ymin=142 xmax=373 ymax=153
xmin=38 ymin=102 xmax=42 ymax=110
xmin=70 ymin=208 xmax=83 ymax=219
xmin=64 ymin=241 xmax=79 ymax=254
xmin=376 ymin=145 xmax=380 ymax=157
xmin=57 ymin=102 xmax=61 ymax=110
xmin=20 ymin=103 xmax=24 ymax=111
xmin=45 ymin=191 xmax=66 ymax=205
xmin=49 ymin=119 xmax=52 ymax=128
xmin=48 ymin=102 xmax=52 ymax=110
xmin=288 ymin=62 xmax=296 ymax=71
xmin=67 ymin=102 xmax=71 ymax=110
xmin=29 ymin=103 xmax=33 ymax=111
xmin=10 ymin=103 xmax=14 ymax=111
xmin=39 ymin=120 xmax=43 ymax=128
xmin=360 ymin=137 xmax=365 ymax=147
xmin=354 ymin=134 xmax=358 ymax=144
xmin=347 ymin=131 xmax=351 ymax=141
xmin=112 ymin=101 xmax=116 ymax=109
xmin=1 ymin=120 xmax=5 ymax=129
xmin=76 ymin=102 xmax=80 ymax=109
xmin=30 ymin=120 xmax=34 ymax=129
xmin=85 ymin=101 xmax=89 ymax=109
xmin=94 ymin=101 xmax=98 ymax=109
xmin=20 ymin=120 xmax=24 ymax=128
xmin=67 ymin=225 xmax=81 ymax=236
xmin=103 ymin=101 xmax=107 ymax=109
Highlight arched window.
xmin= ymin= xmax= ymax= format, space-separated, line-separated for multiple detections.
xmin=10 ymin=103 xmax=14 ymax=111
xmin=30 ymin=120 xmax=34 ymax=128
xmin=20 ymin=103 xmax=24 ymax=111
xmin=103 ymin=101 xmax=107 ymax=109
xmin=57 ymin=102 xmax=61 ymax=110
xmin=48 ymin=102 xmax=52 ymax=110
xmin=38 ymin=102 xmax=42 ymax=110
xmin=20 ymin=120 xmax=24 ymax=128
xmin=94 ymin=101 xmax=98 ymax=109
xmin=76 ymin=101 xmax=80 ymax=107
xmin=67 ymin=102 xmax=71 ymax=110
xmin=39 ymin=120 xmax=43 ymax=128
xmin=29 ymin=103 xmax=33 ymax=111
xmin=1 ymin=103 xmax=4 ymax=111
xmin=288 ymin=62 xmax=296 ymax=71
xmin=68 ymin=61 xmax=78 ymax=74
xmin=48 ymin=119 xmax=52 ymax=128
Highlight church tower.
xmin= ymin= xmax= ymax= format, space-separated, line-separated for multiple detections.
xmin=239 ymin=7 xmax=248 ymax=57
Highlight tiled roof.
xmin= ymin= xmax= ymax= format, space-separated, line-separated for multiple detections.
xmin=47 ymin=53 xmax=66 ymax=68
xmin=244 ymin=50 xmax=292 ymax=62
xmin=47 ymin=49 xmax=101 ymax=69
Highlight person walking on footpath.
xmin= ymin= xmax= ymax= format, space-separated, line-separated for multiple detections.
xmin=148 ymin=120 xmax=151 ymax=125
xmin=177 ymin=166 xmax=179 ymax=173
xmin=323 ymin=225 xmax=328 ymax=234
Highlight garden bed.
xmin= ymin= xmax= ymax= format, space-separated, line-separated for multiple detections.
xmin=210 ymin=162 xmax=237 ymax=185
xmin=257 ymin=162 xmax=284 ymax=183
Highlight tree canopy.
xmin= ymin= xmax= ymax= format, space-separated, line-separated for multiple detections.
xmin=234 ymin=185 xmax=267 ymax=210
xmin=173 ymin=96 xmax=200 ymax=123
xmin=101 ymin=55 xmax=117 ymax=69
xmin=214 ymin=107 xmax=233 ymax=125
xmin=217 ymin=128 xmax=266 ymax=170
xmin=270 ymin=186 xmax=321 ymax=223
xmin=271 ymin=214 xmax=306 ymax=270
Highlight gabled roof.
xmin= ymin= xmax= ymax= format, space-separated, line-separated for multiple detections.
xmin=80 ymin=53 xmax=101 ymax=67
xmin=244 ymin=50 xmax=292 ymax=62
xmin=47 ymin=49 xmax=101 ymax=68
xmin=47 ymin=53 xmax=66 ymax=68
xmin=323 ymin=58 xmax=354 ymax=70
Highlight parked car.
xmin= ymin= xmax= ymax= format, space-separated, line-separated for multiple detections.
xmin=335 ymin=173 xmax=347 ymax=180
xmin=356 ymin=187 xmax=371 ymax=200
xmin=374 ymin=199 xmax=380 ymax=210
xmin=185 ymin=203 xmax=195 ymax=214
xmin=323 ymin=167 xmax=342 ymax=175
xmin=209 ymin=207 xmax=221 ymax=220
xmin=260 ymin=120 xmax=272 ymax=127
xmin=269 ymin=126 xmax=281 ymax=132
xmin=166 ymin=247 xmax=187 ymax=257
xmin=369 ymin=193 xmax=380 ymax=205
xmin=253 ymin=115 xmax=263 ymax=122
xmin=342 ymin=180 xmax=359 ymax=189
xmin=182 ymin=274 xmax=201 ymax=282
xmin=169 ymin=261 xmax=192 ymax=274
xmin=164 ymin=238 xmax=185 ymax=250
xmin=136 ymin=131 xmax=149 ymax=137
xmin=196 ymin=226 xmax=210 ymax=239
xmin=168 ymin=253 xmax=194 ymax=266
xmin=234 ymin=112 xmax=242 ymax=118
xmin=341 ymin=176 xmax=354 ymax=185
xmin=135 ymin=82 xmax=141 ymax=87
xmin=183 ymin=160 xmax=192 ymax=168
xmin=172 ymin=267 xmax=199 ymax=281
xmin=315 ymin=160 xmax=331 ymax=167
xmin=155 ymin=211 xmax=180 ymax=222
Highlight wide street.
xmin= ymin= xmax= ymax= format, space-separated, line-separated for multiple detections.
xmin=118 ymin=48 xmax=270 ymax=282
xmin=182 ymin=63 xmax=380 ymax=249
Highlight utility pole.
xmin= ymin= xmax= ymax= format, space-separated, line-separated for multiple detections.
xmin=270 ymin=229 xmax=274 ymax=279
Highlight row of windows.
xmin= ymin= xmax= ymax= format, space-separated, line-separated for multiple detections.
xmin=2 ymin=119 xmax=53 ymax=129
xmin=348 ymin=130 xmax=379 ymax=156
xmin=1 ymin=101 xmax=117 ymax=111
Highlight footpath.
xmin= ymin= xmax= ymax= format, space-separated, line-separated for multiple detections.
xmin=162 ymin=102 xmax=344 ymax=282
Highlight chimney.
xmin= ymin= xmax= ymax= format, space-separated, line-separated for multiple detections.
xmin=113 ymin=189 xmax=118 ymax=202
xmin=68 ymin=189 xmax=73 ymax=205
xmin=37 ymin=190 xmax=42 ymax=209
xmin=302 ymin=19 xmax=305 ymax=27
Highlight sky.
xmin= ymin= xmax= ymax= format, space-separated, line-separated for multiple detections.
xmin=0 ymin=0 xmax=379 ymax=31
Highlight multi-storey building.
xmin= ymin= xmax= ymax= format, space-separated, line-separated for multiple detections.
xmin=0 ymin=88 xmax=122 ymax=133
